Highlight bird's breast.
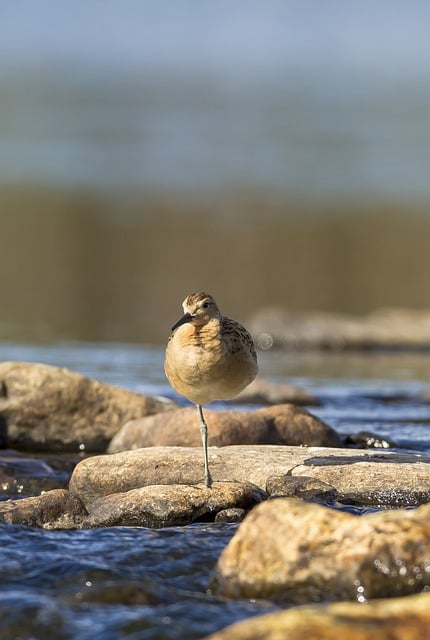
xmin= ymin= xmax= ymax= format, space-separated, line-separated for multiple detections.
xmin=164 ymin=320 xmax=257 ymax=404
xmin=166 ymin=325 xmax=224 ymax=377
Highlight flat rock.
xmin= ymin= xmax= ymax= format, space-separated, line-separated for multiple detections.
xmin=70 ymin=445 xmax=430 ymax=509
xmin=83 ymin=481 xmax=266 ymax=528
xmin=0 ymin=488 xmax=87 ymax=529
xmin=234 ymin=378 xmax=319 ymax=406
xmin=249 ymin=307 xmax=430 ymax=350
xmin=290 ymin=449 xmax=430 ymax=507
xmin=0 ymin=361 xmax=177 ymax=453
xmin=108 ymin=404 xmax=340 ymax=453
xmin=204 ymin=592 xmax=430 ymax=640
xmin=211 ymin=498 xmax=430 ymax=603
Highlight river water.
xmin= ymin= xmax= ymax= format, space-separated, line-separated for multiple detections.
xmin=1 ymin=3 xmax=430 ymax=634
xmin=1 ymin=342 xmax=430 ymax=638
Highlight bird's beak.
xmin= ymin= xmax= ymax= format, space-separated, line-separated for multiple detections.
xmin=171 ymin=312 xmax=193 ymax=332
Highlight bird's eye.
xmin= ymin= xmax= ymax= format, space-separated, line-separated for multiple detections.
xmin=202 ymin=302 xmax=209 ymax=309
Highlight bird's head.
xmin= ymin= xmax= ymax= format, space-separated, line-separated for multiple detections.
xmin=171 ymin=292 xmax=221 ymax=331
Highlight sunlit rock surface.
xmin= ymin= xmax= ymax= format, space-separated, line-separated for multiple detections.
xmin=211 ymin=498 xmax=430 ymax=602
xmin=0 ymin=489 xmax=86 ymax=529
xmin=71 ymin=445 xmax=430 ymax=510
xmin=82 ymin=482 xmax=266 ymax=528
xmin=204 ymin=592 xmax=430 ymax=640
xmin=0 ymin=361 xmax=177 ymax=452
xmin=108 ymin=404 xmax=340 ymax=453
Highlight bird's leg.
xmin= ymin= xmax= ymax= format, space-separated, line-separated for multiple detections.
xmin=197 ymin=404 xmax=212 ymax=488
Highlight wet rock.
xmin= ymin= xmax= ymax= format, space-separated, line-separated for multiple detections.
xmin=204 ymin=592 xmax=430 ymax=640
xmin=266 ymin=474 xmax=337 ymax=502
xmin=82 ymin=482 xmax=266 ymax=528
xmin=108 ymin=404 xmax=340 ymax=454
xmin=211 ymin=498 xmax=430 ymax=603
xmin=70 ymin=445 xmax=430 ymax=510
xmin=344 ymin=430 xmax=397 ymax=449
xmin=215 ymin=508 xmax=246 ymax=523
xmin=69 ymin=581 xmax=163 ymax=605
xmin=234 ymin=378 xmax=319 ymax=406
xmin=291 ymin=450 xmax=430 ymax=508
xmin=0 ymin=592 xmax=68 ymax=640
xmin=0 ymin=449 xmax=76 ymax=498
xmin=0 ymin=488 xmax=87 ymax=529
xmin=250 ymin=307 xmax=430 ymax=350
xmin=0 ymin=361 xmax=177 ymax=453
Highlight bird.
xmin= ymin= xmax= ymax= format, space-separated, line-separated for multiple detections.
xmin=164 ymin=292 xmax=258 ymax=487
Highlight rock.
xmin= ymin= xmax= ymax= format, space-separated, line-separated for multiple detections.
xmin=234 ymin=378 xmax=319 ymax=406
xmin=0 ymin=450 xmax=77 ymax=498
xmin=67 ymin=582 xmax=163 ymax=606
xmin=0 ymin=361 xmax=177 ymax=453
xmin=290 ymin=450 xmax=430 ymax=508
xmin=0 ymin=593 xmax=67 ymax=640
xmin=82 ymin=482 xmax=266 ymax=528
xmin=70 ymin=445 xmax=430 ymax=510
xmin=211 ymin=498 xmax=430 ymax=603
xmin=344 ymin=430 xmax=397 ymax=449
xmin=108 ymin=404 xmax=340 ymax=453
xmin=249 ymin=307 xmax=430 ymax=350
xmin=266 ymin=474 xmax=337 ymax=502
xmin=0 ymin=489 xmax=87 ymax=529
xmin=204 ymin=592 xmax=430 ymax=640
xmin=215 ymin=508 xmax=246 ymax=523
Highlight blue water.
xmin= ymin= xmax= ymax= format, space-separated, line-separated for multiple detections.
xmin=0 ymin=522 xmax=278 ymax=640
xmin=1 ymin=342 xmax=430 ymax=638
xmin=1 ymin=1 xmax=430 ymax=199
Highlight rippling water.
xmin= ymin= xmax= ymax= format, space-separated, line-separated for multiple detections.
xmin=1 ymin=342 xmax=430 ymax=638
xmin=0 ymin=522 xmax=277 ymax=639
xmin=2 ymin=3 xmax=430 ymax=634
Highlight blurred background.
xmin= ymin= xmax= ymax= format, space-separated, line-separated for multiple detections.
xmin=1 ymin=0 xmax=430 ymax=345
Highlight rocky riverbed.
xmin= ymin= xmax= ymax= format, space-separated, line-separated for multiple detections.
xmin=1 ymin=354 xmax=430 ymax=638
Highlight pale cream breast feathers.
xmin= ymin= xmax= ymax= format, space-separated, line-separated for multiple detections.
xmin=164 ymin=294 xmax=257 ymax=405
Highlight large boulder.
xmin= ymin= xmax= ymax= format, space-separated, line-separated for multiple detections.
xmin=0 ymin=361 xmax=177 ymax=452
xmin=108 ymin=404 xmax=340 ymax=453
xmin=70 ymin=445 xmax=430 ymax=510
xmin=211 ymin=498 xmax=430 ymax=602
